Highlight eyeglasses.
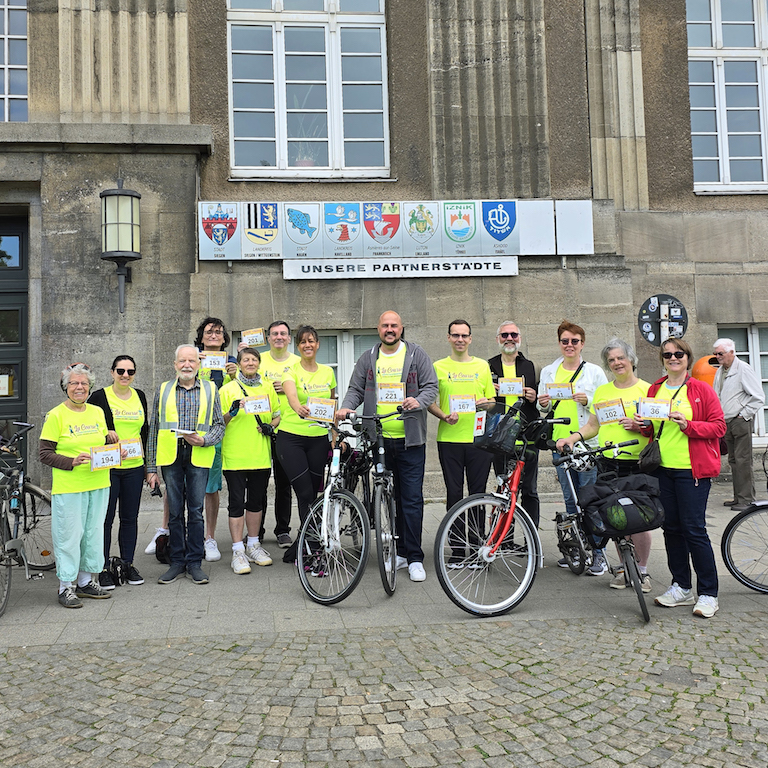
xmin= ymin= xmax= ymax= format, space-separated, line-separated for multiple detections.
xmin=450 ymin=333 xmax=471 ymax=340
xmin=115 ymin=368 xmax=136 ymax=376
xmin=662 ymin=350 xmax=686 ymax=360
xmin=66 ymin=362 xmax=92 ymax=371
xmin=560 ymin=338 xmax=582 ymax=346
xmin=498 ymin=332 xmax=520 ymax=340
xmin=713 ymin=351 xmax=728 ymax=357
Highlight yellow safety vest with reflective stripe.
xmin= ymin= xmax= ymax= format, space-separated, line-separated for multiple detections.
xmin=155 ymin=378 xmax=216 ymax=468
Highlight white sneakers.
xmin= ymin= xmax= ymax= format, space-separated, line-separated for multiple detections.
xmin=144 ymin=527 xmax=168 ymax=555
xmin=408 ymin=562 xmax=426 ymax=582
xmin=655 ymin=583 xmax=719 ymax=618
xmin=231 ymin=551 xmax=251 ymax=575
xmin=246 ymin=544 xmax=273 ymax=566
xmin=693 ymin=594 xmax=719 ymax=618
xmin=204 ymin=538 xmax=222 ymax=562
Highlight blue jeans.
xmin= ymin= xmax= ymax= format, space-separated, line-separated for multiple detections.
xmin=655 ymin=467 xmax=718 ymax=597
xmin=384 ymin=439 xmax=426 ymax=564
xmin=553 ymin=452 xmax=597 ymax=517
xmin=162 ymin=443 xmax=208 ymax=568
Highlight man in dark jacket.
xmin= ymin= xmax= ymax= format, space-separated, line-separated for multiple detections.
xmin=488 ymin=321 xmax=541 ymax=527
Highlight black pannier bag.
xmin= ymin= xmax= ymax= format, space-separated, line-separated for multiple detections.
xmin=577 ymin=472 xmax=665 ymax=539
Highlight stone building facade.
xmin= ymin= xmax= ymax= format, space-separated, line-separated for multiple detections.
xmin=1 ymin=0 xmax=766 ymax=486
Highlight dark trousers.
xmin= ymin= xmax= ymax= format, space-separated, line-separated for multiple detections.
xmin=384 ymin=439 xmax=426 ymax=564
xmin=225 ymin=469 xmax=271 ymax=518
xmin=260 ymin=441 xmax=293 ymax=538
xmin=161 ymin=442 xmax=207 ymax=567
xmin=655 ymin=467 xmax=718 ymax=597
xmin=725 ymin=415 xmax=755 ymax=505
xmin=438 ymin=442 xmax=493 ymax=511
xmin=103 ymin=464 xmax=145 ymax=568
xmin=493 ymin=450 xmax=540 ymax=528
xmin=276 ymin=431 xmax=328 ymax=524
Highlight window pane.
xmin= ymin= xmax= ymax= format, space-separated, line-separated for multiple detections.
xmin=692 ymin=135 xmax=718 ymax=157
xmin=341 ymin=1 xmax=380 ymax=10
xmin=286 ymin=83 xmax=326 ymax=109
xmin=8 ymin=10 xmax=26 ymax=35
xmin=727 ymin=109 xmax=761 ymax=131
xmin=284 ymin=27 xmax=326 ymax=53
xmin=234 ymin=140 xmax=276 ymax=167
xmin=721 ymin=0 xmax=754 ymax=22
xmin=686 ymin=0 xmax=711 ymax=21
xmin=233 ymin=82 xmax=274 ymax=109
xmin=8 ymin=39 xmax=26 ymax=66
xmin=690 ymin=110 xmax=717 ymax=131
xmin=689 ymin=60 xmax=714 ymax=82
xmin=316 ymin=335 xmax=338 ymax=366
xmin=353 ymin=333 xmax=380 ymax=358
xmin=693 ymin=159 xmax=720 ymax=181
xmin=342 ymin=56 xmax=382 ymax=81
xmin=0 ymin=309 xmax=20 ymax=344
xmin=723 ymin=327 xmax=750 ymax=350
xmin=232 ymin=53 xmax=273 ymax=80
xmin=341 ymin=28 xmax=381 ymax=54
xmin=344 ymin=141 xmax=385 ymax=167
xmin=343 ymin=84 xmax=383 ymax=110
xmin=728 ymin=134 xmax=761 ymax=157
xmin=724 ymin=60 xmax=757 ymax=83
xmin=0 ymin=16 xmax=4 ymax=35
xmin=287 ymin=112 xmax=328 ymax=138
xmin=730 ymin=158 xmax=763 ymax=180
xmin=288 ymin=141 xmax=329 ymax=166
xmin=231 ymin=26 xmax=273 ymax=52
xmin=343 ymin=113 xmax=383 ymax=139
xmin=234 ymin=112 xmax=276 ymax=138
xmin=9 ymin=100 xmax=27 ymax=122
xmin=0 ymin=47 xmax=4 ymax=65
xmin=722 ymin=24 xmax=756 ymax=47
xmin=690 ymin=84 xmax=716 ymax=107
xmin=229 ymin=0 xmax=272 ymax=8
xmin=284 ymin=0 xmax=325 ymax=9
xmin=725 ymin=85 xmax=758 ymax=107
xmin=0 ymin=236 xmax=20 ymax=268
xmin=285 ymin=55 xmax=326 ymax=81
xmin=9 ymin=70 xmax=26 ymax=96
xmin=687 ymin=24 xmax=712 ymax=47
xmin=761 ymin=356 xmax=768 ymax=378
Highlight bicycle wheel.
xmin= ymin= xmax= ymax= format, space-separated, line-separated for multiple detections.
xmin=297 ymin=489 xmax=370 ymax=605
xmin=19 ymin=484 xmax=55 ymax=571
xmin=620 ymin=543 xmax=649 ymax=622
xmin=0 ymin=502 xmax=12 ymax=618
xmin=434 ymin=494 xmax=539 ymax=617
xmin=555 ymin=513 xmax=586 ymax=575
xmin=374 ymin=483 xmax=397 ymax=595
xmin=721 ymin=504 xmax=768 ymax=594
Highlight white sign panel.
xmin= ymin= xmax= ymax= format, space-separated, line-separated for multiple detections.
xmin=198 ymin=202 xmax=240 ymax=260
xmin=323 ymin=202 xmax=364 ymax=260
xmin=556 ymin=200 xmax=594 ymax=255
xmin=241 ymin=202 xmax=282 ymax=259
xmin=402 ymin=202 xmax=441 ymax=257
xmin=362 ymin=202 xmax=403 ymax=258
xmin=479 ymin=200 xmax=521 ymax=256
xmin=518 ymin=199 xmax=556 ymax=255
xmin=282 ymin=203 xmax=323 ymax=260
xmin=441 ymin=201 xmax=483 ymax=257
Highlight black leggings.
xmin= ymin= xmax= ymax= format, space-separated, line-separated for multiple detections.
xmin=104 ymin=464 xmax=145 ymax=568
xmin=276 ymin=431 xmax=329 ymax=524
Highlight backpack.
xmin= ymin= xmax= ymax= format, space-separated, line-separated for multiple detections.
xmin=155 ymin=533 xmax=171 ymax=565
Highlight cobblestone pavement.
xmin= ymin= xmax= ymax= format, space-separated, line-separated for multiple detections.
xmin=2 ymin=485 xmax=768 ymax=767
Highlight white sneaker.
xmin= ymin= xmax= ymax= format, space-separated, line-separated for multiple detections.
xmin=204 ymin=538 xmax=221 ymax=562
xmin=396 ymin=555 xmax=408 ymax=571
xmin=231 ymin=551 xmax=251 ymax=575
xmin=246 ymin=544 xmax=273 ymax=566
xmin=408 ymin=562 xmax=426 ymax=582
xmin=693 ymin=594 xmax=719 ymax=618
xmin=144 ymin=527 xmax=168 ymax=555
xmin=654 ymin=582 xmax=695 ymax=607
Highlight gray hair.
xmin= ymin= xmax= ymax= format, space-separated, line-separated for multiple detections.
xmin=713 ymin=337 xmax=735 ymax=353
xmin=496 ymin=320 xmax=520 ymax=336
xmin=600 ymin=338 xmax=638 ymax=370
xmin=175 ymin=343 xmax=198 ymax=359
xmin=61 ymin=363 xmax=95 ymax=390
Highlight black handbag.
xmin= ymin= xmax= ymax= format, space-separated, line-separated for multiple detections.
xmin=533 ymin=362 xmax=584 ymax=451
xmin=474 ymin=403 xmax=523 ymax=455
xmin=637 ymin=379 xmax=687 ymax=473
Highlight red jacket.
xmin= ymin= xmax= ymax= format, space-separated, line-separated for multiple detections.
xmin=642 ymin=375 xmax=725 ymax=479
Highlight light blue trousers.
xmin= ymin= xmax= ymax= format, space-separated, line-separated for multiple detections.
xmin=52 ymin=487 xmax=110 ymax=583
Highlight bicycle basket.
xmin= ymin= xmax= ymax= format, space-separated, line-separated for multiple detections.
xmin=474 ymin=406 xmax=523 ymax=456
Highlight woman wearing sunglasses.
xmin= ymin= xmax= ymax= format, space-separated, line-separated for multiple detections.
xmin=635 ymin=338 xmax=725 ymax=618
xmin=88 ymin=355 xmax=149 ymax=589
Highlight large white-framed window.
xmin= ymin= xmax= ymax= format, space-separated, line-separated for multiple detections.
xmin=717 ymin=324 xmax=768 ymax=443
xmin=227 ymin=1 xmax=389 ymax=179
xmin=0 ymin=0 xmax=27 ymax=122
xmin=687 ymin=0 xmax=768 ymax=192
xmin=317 ymin=329 xmax=379 ymax=403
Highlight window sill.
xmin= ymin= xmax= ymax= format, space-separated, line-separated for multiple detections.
xmin=694 ymin=184 xmax=768 ymax=195
xmin=229 ymin=173 xmax=396 ymax=183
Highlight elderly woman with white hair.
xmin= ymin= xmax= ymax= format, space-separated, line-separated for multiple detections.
xmin=556 ymin=338 xmax=653 ymax=591
xmin=39 ymin=362 xmax=118 ymax=608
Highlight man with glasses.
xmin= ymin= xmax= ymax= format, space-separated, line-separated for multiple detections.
xmin=538 ymin=321 xmax=608 ymax=574
xmin=488 ymin=321 xmax=541 ymax=527
xmin=258 ymin=321 xmax=300 ymax=548
xmin=428 ymin=319 xmax=496 ymax=536
xmin=713 ymin=337 xmax=765 ymax=511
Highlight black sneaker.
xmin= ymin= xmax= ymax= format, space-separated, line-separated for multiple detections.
xmin=125 ymin=564 xmax=144 ymax=585
xmin=98 ymin=570 xmax=116 ymax=591
xmin=75 ymin=581 xmax=112 ymax=599
xmin=186 ymin=564 xmax=209 ymax=584
xmin=58 ymin=587 xmax=83 ymax=609
xmin=157 ymin=564 xmax=186 ymax=584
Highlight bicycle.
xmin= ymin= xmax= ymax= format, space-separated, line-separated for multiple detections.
xmin=296 ymin=410 xmax=400 ymax=604
xmin=433 ymin=402 xmax=569 ymax=617
xmin=1 ymin=422 xmax=56 ymax=618
xmin=720 ymin=448 xmax=768 ymax=593
xmin=552 ymin=440 xmax=653 ymax=622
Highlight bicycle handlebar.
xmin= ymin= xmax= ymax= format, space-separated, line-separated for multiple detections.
xmin=0 ymin=421 xmax=35 ymax=450
xmin=552 ymin=439 xmax=639 ymax=466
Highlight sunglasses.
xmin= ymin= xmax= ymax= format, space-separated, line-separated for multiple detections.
xmin=559 ymin=338 xmax=582 ymax=346
xmin=498 ymin=332 xmax=520 ymax=339
xmin=115 ymin=368 xmax=136 ymax=376
xmin=662 ymin=351 xmax=686 ymax=360
xmin=66 ymin=362 xmax=92 ymax=371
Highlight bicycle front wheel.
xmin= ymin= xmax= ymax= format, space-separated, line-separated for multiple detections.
xmin=434 ymin=494 xmax=539 ymax=617
xmin=297 ymin=489 xmax=370 ymax=605
xmin=374 ymin=483 xmax=397 ymax=595
xmin=0 ymin=502 xmax=12 ymax=618
xmin=722 ymin=504 xmax=768 ymax=594
xmin=620 ymin=542 xmax=649 ymax=622
xmin=19 ymin=484 xmax=55 ymax=571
